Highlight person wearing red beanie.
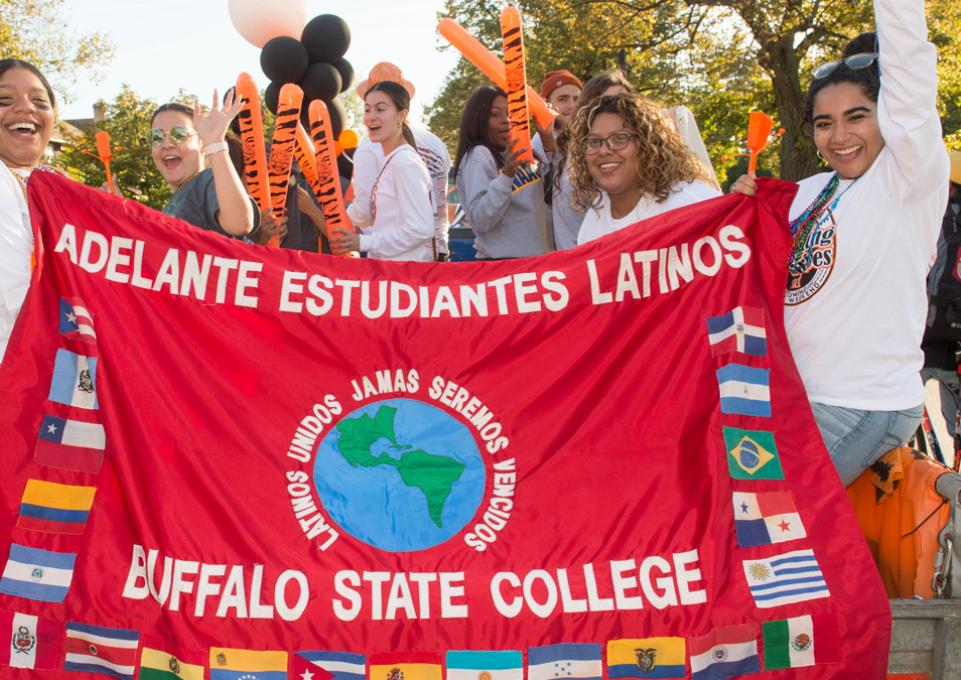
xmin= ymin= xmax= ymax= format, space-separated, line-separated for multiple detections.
xmin=539 ymin=69 xmax=583 ymax=126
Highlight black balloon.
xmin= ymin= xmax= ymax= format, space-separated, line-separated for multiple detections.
xmin=260 ymin=36 xmax=309 ymax=84
xmin=300 ymin=63 xmax=342 ymax=103
xmin=264 ymin=82 xmax=280 ymax=116
xmin=332 ymin=59 xmax=355 ymax=93
xmin=337 ymin=152 xmax=353 ymax=181
xmin=327 ymin=97 xmax=347 ymax=139
xmin=301 ymin=14 xmax=351 ymax=64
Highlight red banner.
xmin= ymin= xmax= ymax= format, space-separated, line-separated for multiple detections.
xmin=0 ymin=173 xmax=889 ymax=678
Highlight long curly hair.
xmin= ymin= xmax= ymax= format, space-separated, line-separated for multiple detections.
xmin=567 ymin=93 xmax=708 ymax=210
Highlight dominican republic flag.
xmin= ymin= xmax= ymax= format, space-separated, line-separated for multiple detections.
xmin=33 ymin=414 xmax=105 ymax=473
xmin=689 ymin=625 xmax=760 ymax=680
xmin=446 ymin=651 xmax=522 ymax=680
xmin=732 ymin=491 xmax=806 ymax=547
xmin=762 ymin=613 xmax=841 ymax=670
xmin=59 ymin=297 xmax=96 ymax=343
xmin=706 ymin=306 xmax=766 ymax=357
xmin=0 ymin=609 xmax=61 ymax=670
xmin=743 ymin=549 xmax=830 ymax=608
xmin=48 ymin=348 xmax=99 ymax=410
xmin=17 ymin=478 xmax=97 ymax=535
xmin=0 ymin=543 xmax=76 ymax=603
xmin=64 ymin=621 xmax=140 ymax=679
xmin=715 ymin=364 xmax=770 ymax=417
xmin=295 ymin=651 xmax=365 ymax=680
xmin=528 ymin=643 xmax=601 ymax=680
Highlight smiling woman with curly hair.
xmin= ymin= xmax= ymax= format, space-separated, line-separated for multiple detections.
xmin=568 ymin=93 xmax=719 ymax=245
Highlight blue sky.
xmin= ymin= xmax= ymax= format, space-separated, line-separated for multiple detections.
xmin=59 ymin=0 xmax=460 ymax=123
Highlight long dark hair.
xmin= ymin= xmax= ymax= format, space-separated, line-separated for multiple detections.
xmin=366 ymin=80 xmax=417 ymax=148
xmin=803 ymin=35 xmax=880 ymax=125
xmin=0 ymin=59 xmax=56 ymax=108
xmin=578 ymin=69 xmax=633 ymax=108
xmin=453 ymin=86 xmax=507 ymax=181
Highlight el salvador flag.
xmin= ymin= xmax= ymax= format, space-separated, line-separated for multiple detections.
xmin=0 ymin=543 xmax=76 ymax=603
xmin=716 ymin=364 xmax=770 ymax=417
xmin=48 ymin=348 xmax=98 ymax=410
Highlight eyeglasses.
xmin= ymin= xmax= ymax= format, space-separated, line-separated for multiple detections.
xmin=149 ymin=126 xmax=195 ymax=147
xmin=812 ymin=52 xmax=879 ymax=80
xmin=583 ymin=132 xmax=638 ymax=155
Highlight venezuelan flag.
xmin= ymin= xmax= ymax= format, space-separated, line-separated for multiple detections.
xmin=606 ymin=638 xmax=686 ymax=679
xmin=209 ymin=648 xmax=286 ymax=680
xmin=368 ymin=652 xmax=441 ymax=680
xmin=17 ymin=479 xmax=96 ymax=535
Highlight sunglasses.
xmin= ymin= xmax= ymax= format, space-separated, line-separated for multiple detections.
xmin=149 ymin=126 xmax=196 ymax=147
xmin=583 ymin=132 xmax=638 ymax=155
xmin=812 ymin=52 xmax=879 ymax=80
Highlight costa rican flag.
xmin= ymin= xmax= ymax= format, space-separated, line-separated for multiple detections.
xmin=706 ymin=306 xmax=766 ymax=357
xmin=64 ymin=622 xmax=140 ymax=679
xmin=59 ymin=297 xmax=96 ymax=343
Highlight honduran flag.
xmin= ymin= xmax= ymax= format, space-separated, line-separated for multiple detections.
xmin=706 ymin=306 xmax=766 ymax=357
xmin=59 ymin=297 xmax=96 ymax=343
xmin=369 ymin=652 xmax=442 ymax=680
xmin=295 ymin=651 xmax=364 ymax=680
xmin=210 ymin=647 xmax=287 ymax=680
xmin=17 ymin=478 xmax=97 ymax=535
xmin=761 ymin=614 xmax=841 ymax=670
xmin=0 ymin=609 xmax=61 ymax=670
xmin=732 ymin=491 xmax=806 ymax=547
xmin=607 ymin=638 xmax=685 ymax=679
xmin=49 ymin=348 xmax=99 ymax=410
xmin=0 ymin=543 xmax=76 ymax=603
xmin=446 ymin=651 xmax=522 ymax=680
xmin=689 ymin=625 xmax=760 ymax=680
xmin=33 ymin=414 xmax=105 ymax=473
xmin=64 ymin=621 xmax=140 ymax=679
xmin=715 ymin=364 xmax=770 ymax=417
xmin=527 ymin=643 xmax=601 ymax=680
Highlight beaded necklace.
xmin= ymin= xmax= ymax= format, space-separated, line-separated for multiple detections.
xmin=788 ymin=173 xmax=857 ymax=265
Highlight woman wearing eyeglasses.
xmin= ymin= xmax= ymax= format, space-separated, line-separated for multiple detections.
xmin=150 ymin=92 xmax=255 ymax=239
xmin=568 ymin=93 xmax=718 ymax=245
xmin=731 ymin=0 xmax=949 ymax=485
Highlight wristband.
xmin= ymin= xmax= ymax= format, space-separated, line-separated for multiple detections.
xmin=203 ymin=141 xmax=229 ymax=156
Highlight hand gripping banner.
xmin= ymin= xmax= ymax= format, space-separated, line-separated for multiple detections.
xmin=0 ymin=173 xmax=890 ymax=678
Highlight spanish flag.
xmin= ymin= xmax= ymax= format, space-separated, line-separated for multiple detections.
xmin=17 ymin=479 xmax=96 ymax=535
xmin=606 ymin=638 xmax=686 ymax=679
xmin=368 ymin=652 xmax=441 ymax=680
xmin=210 ymin=647 xmax=287 ymax=680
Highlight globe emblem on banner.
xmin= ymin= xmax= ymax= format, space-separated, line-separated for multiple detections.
xmin=314 ymin=398 xmax=486 ymax=552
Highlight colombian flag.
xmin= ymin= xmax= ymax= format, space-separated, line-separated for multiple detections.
xmin=607 ymin=638 xmax=686 ymax=679
xmin=17 ymin=479 xmax=96 ymax=535
xmin=369 ymin=652 xmax=442 ymax=680
xmin=209 ymin=648 xmax=287 ymax=680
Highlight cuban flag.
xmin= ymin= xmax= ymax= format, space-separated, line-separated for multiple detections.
xmin=689 ymin=625 xmax=760 ymax=680
xmin=706 ymin=306 xmax=766 ymax=357
xmin=59 ymin=297 xmax=96 ymax=343
xmin=0 ymin=543 xmax=76 ymax=603
xmin=64 ymin=621 xmax=140 ymax=680
xmin=295 ymin=651 xmax=365 ymax=680
xmin=33 ymin=414 xmax=105 ymax=473
xmin=742 ymin=549 xmax=830 ymax=608
xmin=48 ymin=348 xmax=99 ymax=410
xmin=528 ymin=643 xmax=601 ymax=680
xmin=715 ymin=364 xmax=770 ymax=417
xmin=732 ymin=491 xmax=806 ymax=547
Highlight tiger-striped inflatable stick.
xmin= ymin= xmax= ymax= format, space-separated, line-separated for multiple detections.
xmin=500 ymin=7 xmax=535 ymax=165
xmin=307 ymin=100 xmax=351 ymax=252
xmin=234 ymin=73 xmax=270 ymax=214
xmin=266 ymin=83 xmax=304 ymax=242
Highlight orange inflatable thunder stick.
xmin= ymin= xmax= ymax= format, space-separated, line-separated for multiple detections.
xmin=500 ymin=7 xmax=535 ymax=165
xmin=747 ymin=111 xmax=775 ymax=175
xmin=266 ymin=83 xmax=304 ymax=246
xmin=234 ymin=73 xmax=271 ymax=214
xmin=95 ymin=131 xmax=114 ymax=194
xmin=307 ymin=100 xmax=351 ymax=253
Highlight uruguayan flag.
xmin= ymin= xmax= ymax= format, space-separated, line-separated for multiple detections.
xmin=529 ymin=643 xmax=601 ymax=680
xmin=48 ymin=348 xmax=98 ymax=410
xmin=0 ymin=543 xmax=76 ymax=603
xmin=742 ymin=548 xmax=830 ymax=608
xmin=716 ymin=363 xmax=770 ymax=417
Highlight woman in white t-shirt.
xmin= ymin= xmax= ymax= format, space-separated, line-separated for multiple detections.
xmin=732 ymin=0 xmax=949 ymax=485
xmin=333 ymin=81 xmax=435 ymax=261
xmin=0 ymin=59 xmax=56 ymax=364
xmin=567 ymin=93 xmax=719 ymax=245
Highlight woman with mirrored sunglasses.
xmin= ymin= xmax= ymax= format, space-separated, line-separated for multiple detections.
xmin=149 ymin=92 xmax=256 ymax=239
xmin=567 ymin=92 xmax=718 ymax=245
xmin=731 ymin=0 xmax=950 ymax=486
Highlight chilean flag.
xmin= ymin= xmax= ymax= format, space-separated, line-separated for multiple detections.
xmin=706 ymin=306 xmax=766 ymax=357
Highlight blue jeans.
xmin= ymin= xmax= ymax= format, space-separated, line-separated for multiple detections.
xmin=810 ymin=402 xmax=924 ymax=486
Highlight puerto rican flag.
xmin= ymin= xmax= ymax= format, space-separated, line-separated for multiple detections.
xmin=706 ymin=306 xmax=766 ymax=357
xmin=59 ymin=297 xmax=97 ymax=343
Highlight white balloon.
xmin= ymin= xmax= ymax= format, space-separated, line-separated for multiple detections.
xmin=228 ymin=0 xmax=307 ymax=48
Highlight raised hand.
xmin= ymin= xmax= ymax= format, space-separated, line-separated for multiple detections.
xmin=193 ymin=89 xmax=243 ymax=146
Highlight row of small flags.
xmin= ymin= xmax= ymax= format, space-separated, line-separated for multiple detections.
xmin=0 ymin=615 xmax=841 ymax=677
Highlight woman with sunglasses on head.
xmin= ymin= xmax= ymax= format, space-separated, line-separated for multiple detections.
xmin=331 ymin=81 xmax=435 ymax=261
xmin=731 ymin=0 xmax=949 ymax=485
xmin=568 ymin=93 xmax=719 ymax=245
xmin=150 ymin=92 xmax=255 ymax=239
xmin=0 ymin=59 xmax=56 ymax=363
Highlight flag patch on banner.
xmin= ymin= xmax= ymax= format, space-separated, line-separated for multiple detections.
xmin=369 ymin=652 xmax=442 ymax=680
xmin=295 ymin=651 xmax=365 ymax=680
xmin=49 ymin=348 xmax=99 ymax=410
xmin=210 ymin=647 xmax=287 ymax=680
xmin=706 ymin=306 xmax=766 ymax=357
xmin=716 ymin=364 xmax=771 ymax=417
xmin=0 ymin=543 xmax=76 ymax=603
xmin=761 ymin=613 xmax=840 ymax=669
xmin=139 ymin=643 xmax=205 ymax=680
xmin=689 ymin=625 xmax=759 ymax=680
xmin=732 ymin=491 xmax=806 ymax=547
xmin=722 ymin=427 xmax=784 ymax=480
xmin=607 ymin=637 xmax=685 ymax=679
xmin=446 ymin=650 xmax=522 ymax=680
xmin=59 ymin=297 xmax=96 ymax=343
xmin=64 ymin=621 xmax=139 ymax=679
xmin=17 ymin=479 xmax=97 ymax=535
xmin=34 ymin=414 xmax=105 ymax=472
xmin=0 ymin=609 xmax=60 ymax=670
xmin=743 ymin=549 xmax=830 ymax=608
xmin=528 ymin=643 xmax=601 ymax=680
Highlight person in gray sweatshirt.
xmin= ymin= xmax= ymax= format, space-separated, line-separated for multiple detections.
xmin=452 ymin=86 xmax=548 ymax=260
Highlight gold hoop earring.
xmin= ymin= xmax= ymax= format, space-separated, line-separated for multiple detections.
xmin=816 ymin=150 xmax=825 ymax=162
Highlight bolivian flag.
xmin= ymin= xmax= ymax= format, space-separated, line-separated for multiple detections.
xmin=210 ymin=647 xmax=287 ymax=680
xmin=369 ymin=652 xmax=442 ymax=680
xmin=139 ymin=645 xmax=205 ymax=680
xmin=607 ymin=638 xmax=686 ymax=679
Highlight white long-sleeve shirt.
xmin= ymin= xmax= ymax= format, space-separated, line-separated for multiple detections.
xmin=784 ymin=0 xmax=949 ymax=410
xmin=0 ymin=164 xmax=32 ymax=364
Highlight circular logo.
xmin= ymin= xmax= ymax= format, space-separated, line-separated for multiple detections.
xmin=314 ymin=398 xmax=486 ymax=552
xmin=792 ymin=633 xmax=812 ymax=652
xmin=786 ymin=213 xmax=836 ymax=306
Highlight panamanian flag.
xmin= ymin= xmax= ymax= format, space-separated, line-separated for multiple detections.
xmin=689 ymin=624 xmax=759 ymax=679
xmin=715 ymin=364 xmax=770 ymax=417
xmin=732 ymin=491 xmax=806 ymax=547
xmin=59 ymin=297 xmax=97 ymax=343
xmin=706 ymin=306 xmax=766 ymax=357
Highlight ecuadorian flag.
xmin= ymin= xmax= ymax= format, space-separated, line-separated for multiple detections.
xmin=607 ymin=638 xmax=686 ymax=679
xmin=17 ymin=479 xmax=97 ymax=535
xmin=209 ymin=648 xmax=287 ymax=680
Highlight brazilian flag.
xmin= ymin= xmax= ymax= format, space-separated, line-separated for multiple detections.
xmin=722 ymin=427 xmax=784 ymax=480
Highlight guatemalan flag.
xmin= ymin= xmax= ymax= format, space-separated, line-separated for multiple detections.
xmin=59 ymin=297 xmax=96 ymax=343
xmin=689 ymin=625 xmax=760 ymax=680
xmin=706 ymin=306 xmax=766 ymax=357
xmin=48 ymin=348 xmax=98 ymax=410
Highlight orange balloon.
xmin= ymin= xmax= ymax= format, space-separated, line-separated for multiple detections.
xmin=339 ymin=129 xmax=359 ymax=150
xmin=369 ymin=61 xmax=403 ymax=82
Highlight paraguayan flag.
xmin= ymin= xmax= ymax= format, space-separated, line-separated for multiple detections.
xmin=742 ymin=549 xmax=830 ymax=608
